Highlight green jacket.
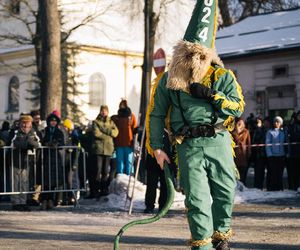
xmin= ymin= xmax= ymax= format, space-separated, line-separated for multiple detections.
xmin=91 ymin=115 xmax=119 ymax=156
xmin=149 ymin=66 xmax=245 ymax=150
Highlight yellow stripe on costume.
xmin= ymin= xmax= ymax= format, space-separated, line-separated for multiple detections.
xmin=145 ymin=72 xmax=164 ymax=157
xmin=212 ymin=69 xmax=245 ymax=113
xmin=211 ymin=0 xmax=218 ymax=49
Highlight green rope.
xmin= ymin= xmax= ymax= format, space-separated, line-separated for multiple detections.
xmin=114 ymin=161 xmax=175 ymax=250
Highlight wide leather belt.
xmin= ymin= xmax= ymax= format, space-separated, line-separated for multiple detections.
xmin=189 ymin=124 xmax=215 ymax=138
xmin=175 ymin=123 xmax=226 ymax=144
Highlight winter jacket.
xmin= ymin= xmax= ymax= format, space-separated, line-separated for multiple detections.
xmin=232 ymin=128 xmax=251 ymax=167
xmin=43 ymin=126 xmax=65 ymax=147
xmin=42 ymin=125 xmax=65 ymax=187
xmin=111 ymin=108 xmax=138 ymax=147
xmin=10 ymin=128 xmax=41 ymax=169
xmin=91 ymin=115 xmax=119 ymax=156
xmin=252 ymin=127 xmax=267 ymax=159
xmin=265 ymin=128 xmax=286 ymax=157
xmin=288 ymin=121 xmax=300 ymax=157
xmin=0 ymin=130 xmax=9 ymax=147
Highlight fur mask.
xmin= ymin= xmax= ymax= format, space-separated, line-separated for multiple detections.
xmin=166 ymin=40 xmax=223 ymax=92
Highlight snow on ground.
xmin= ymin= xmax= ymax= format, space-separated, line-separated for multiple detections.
xmin=82 ymin=174 xmax=299 ymax=212
xmin=234 ymin=181 xmax=298 ymax=204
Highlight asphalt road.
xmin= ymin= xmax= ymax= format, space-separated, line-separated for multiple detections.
xmin=0 ymin=196 xmax=299 ymax=250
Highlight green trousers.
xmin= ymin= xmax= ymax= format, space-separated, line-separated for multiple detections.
xmin=177 ymin=141 xmax=236 ymax=250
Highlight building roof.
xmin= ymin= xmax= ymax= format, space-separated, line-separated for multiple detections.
xmin=216 ymin=8 xmax=300 ymax=58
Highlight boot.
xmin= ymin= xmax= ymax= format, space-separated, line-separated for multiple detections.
xmin=41 ymin=200 xmax=48 ymax=210
xmin=213 ymin=239 xmax=230 ymax=250
xmin=47 ymin=200 xmax=54 ymax=210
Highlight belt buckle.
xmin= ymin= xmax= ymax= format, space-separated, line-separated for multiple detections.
xmin=190 ymin=127 xmax=198 ymax=138
xmin=205 ymin=125 xmax=215 ymax=137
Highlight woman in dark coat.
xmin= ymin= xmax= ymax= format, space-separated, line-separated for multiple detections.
xmin=40 ymin=113 xmax=65 ymax=209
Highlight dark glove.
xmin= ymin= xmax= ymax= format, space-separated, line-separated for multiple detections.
xmin=189 ymin=83 xmax=216 ymax=99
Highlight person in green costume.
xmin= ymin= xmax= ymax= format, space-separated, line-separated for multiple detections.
xmin=146 ymin=0 xmax=245 ymax=249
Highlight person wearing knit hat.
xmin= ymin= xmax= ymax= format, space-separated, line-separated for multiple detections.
xmin=10 ymin=113 xmax=41 ymax=211
xmin=111 ymin=99 xmax=138 ymax=175
xmin=146 ymin=1 xmax=245 ymax=249
xmin=62 ymin=118 xmax=81 ymax=204
xmin=90 ymin=105 xmax=119 ymax=197
xmin=41 ymin=112 xmax=65 ymax=210
xmin=265 ymin=115 xmax=286 ymax=191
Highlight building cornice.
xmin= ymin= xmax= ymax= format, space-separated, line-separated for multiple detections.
xmin=0 ymin=46 xmax=35 ymax=60
xmin=66 ymin=44 xmax=144 ymax=58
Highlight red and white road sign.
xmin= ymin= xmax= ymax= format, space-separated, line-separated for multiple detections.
xmin=153 ymin=48 xmax=166 ymax=76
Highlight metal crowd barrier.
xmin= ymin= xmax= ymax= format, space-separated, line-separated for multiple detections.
xmin=0 ymin=146 xmax=87 ymax=197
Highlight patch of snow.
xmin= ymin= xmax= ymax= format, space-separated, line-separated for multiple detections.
xmin=82 ymin=175 xmax=299 ymax=212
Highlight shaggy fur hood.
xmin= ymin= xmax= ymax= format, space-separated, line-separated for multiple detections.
xmin=166 ymin=40 xmax=223 ymax=92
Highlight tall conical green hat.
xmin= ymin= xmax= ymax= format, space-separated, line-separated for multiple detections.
xmin=183 ymin=0 xmax=218 ymax=48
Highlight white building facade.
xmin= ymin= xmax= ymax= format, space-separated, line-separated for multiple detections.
xmin=0 ymin=0 xmax=191 ymax=123
xmin=216 ymin=8 xmax=300 ymax=122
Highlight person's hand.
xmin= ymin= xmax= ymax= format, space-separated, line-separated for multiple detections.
xmin=189 ymin=83 xmax=215 ymax=99
xmin=153 ymin=149 xmax=170 ymax=170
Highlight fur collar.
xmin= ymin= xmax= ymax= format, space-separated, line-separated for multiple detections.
xmin=166 ymin=40 xmax=223 ymax=92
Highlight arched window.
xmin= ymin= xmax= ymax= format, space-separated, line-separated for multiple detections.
xmin=7 ymin=76 xmax=19 ymax=112
xmin=89 ymin=73 xmax=106 ymax=107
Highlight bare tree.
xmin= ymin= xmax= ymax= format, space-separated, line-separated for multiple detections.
xmin=0 ymin=0 xmax=113 ymax=119
xmin=38 ymin=0 xmax=62 ymax=118
xmin=220 ymin=0 xmax=300 ymax=25
xmin=219 ymin=0 xmax=233 ymax=27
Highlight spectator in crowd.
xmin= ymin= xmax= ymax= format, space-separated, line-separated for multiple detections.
xmin=1 ymin=120 xmax=10 ymax=145
xmin=79 ymin=122 xmax=95 ymax=198
xmin=263 ymin=117 xmax=271 ymax=131
xmin=0 ymin=122 xmax=8 ymax=197
xmin=144 ymin=153 xmax=167 ymax=213
xmin=252 ymin=117 xmax=268 ymax=189
xmin=265 ymin=116 xmax=286 ymax=191
xmin=63 ymin=118 xmax=81 ymax=204
xmin=30 ymin=110 xmax=43 ymax=140
xmin=144 ymin=130 xmax=173 ymax=213
xmin=91 ymin=105 xmax=118 ymax=197
xmin=111 ymin=99 xmax=138 ymax=175
xmin=9 ymin=115 xmax=41 ymax=211
xmin=246 ymin=113 xmax=256 ymax=138
xmin=40 ymin=112 xmax=65 ymax=209
xmin=232 ymin=118 xmax=251 ymax=185
xmin=287 ymin=111 xmax=300 ymax=190
xmin=29 ymin=110 xmax=44 ymax=205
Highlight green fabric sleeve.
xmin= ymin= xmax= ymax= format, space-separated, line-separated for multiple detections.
xmin=149 ymin=73 xmax=171 ymax=150
xmin=211 ymin=70 xmax=245 ymax=118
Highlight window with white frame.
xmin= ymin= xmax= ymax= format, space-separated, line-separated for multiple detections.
xmin=89 ymin=73 xmax=106 ymax=107
xmin=7 ymin=75 xmax=19 ymax=112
